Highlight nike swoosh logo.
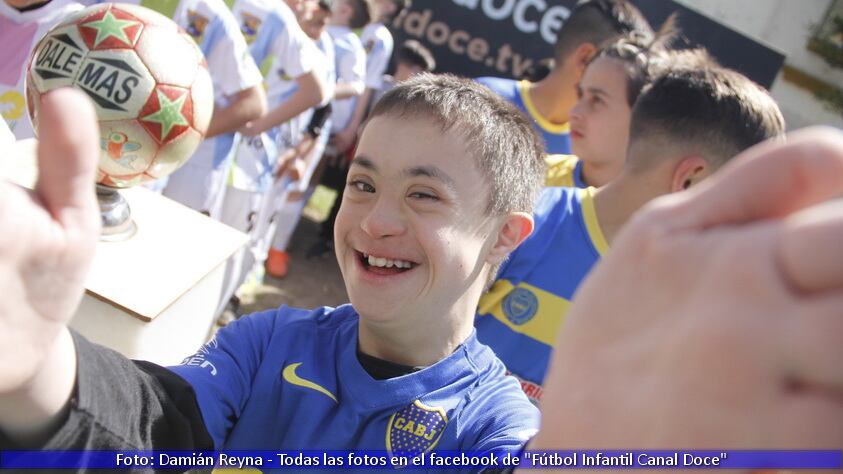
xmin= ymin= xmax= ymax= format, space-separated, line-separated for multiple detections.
xmin=282 ymin=362 xmax=337 ymax=403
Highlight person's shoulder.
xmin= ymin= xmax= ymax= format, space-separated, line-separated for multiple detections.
xmin=545 ymin=154 xmax=580 ymax=187
xmin=535 ymin=185 xmax=578 ymax=214
xmin=268 ymin=0 xmax=298 ymax=26
xmin=457 ymin=341 xmax=540 ymax=449
xmin=475 ymin=76 xmax=518 ymax=97
xmin=180 ymin=0 xmax=226 ymax=16
xmin=267 ymin=303 xmax=359 ymax=331
xmin=371 ymin=22 xmax=392 ymax=41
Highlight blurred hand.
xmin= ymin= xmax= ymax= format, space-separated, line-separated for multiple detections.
xmin=532 ymin=128 xmax=843 ymax=456
xmin=329 ymin=127 xmax=356 ymax=155
xmin=238 ymin=120 xmax=261 ymax=138
xmin=0 ymin=89 xmax=100 ymax=393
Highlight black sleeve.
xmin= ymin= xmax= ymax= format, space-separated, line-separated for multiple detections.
xmin=306 ymin=103 xmax=332 ymax=138
xmin=0 ymin=331 xmax=214 ymax=454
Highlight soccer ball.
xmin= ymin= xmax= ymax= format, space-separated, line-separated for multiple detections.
xmin=26 ymin=3 xmax=213 ymax=188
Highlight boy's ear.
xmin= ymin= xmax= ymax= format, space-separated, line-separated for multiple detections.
xmin=571 ymin=43 xmax=598 ymax=78
xmin=486 ymin=212 xmax=535 ymax=264
xmin=671 ymin=155 xmax=710 ymax=192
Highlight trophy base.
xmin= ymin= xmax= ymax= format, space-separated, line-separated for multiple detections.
xmin=97 ymin=184 xmax=137 ymax=241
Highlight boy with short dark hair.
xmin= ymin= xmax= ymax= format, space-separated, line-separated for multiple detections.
xmin=0 ymin=75 xmax=544 ymax=459
xmin=478 ymin=0 xmax=653 ymax=157
xmin=476 ymin=64 xmax=785 ymax=405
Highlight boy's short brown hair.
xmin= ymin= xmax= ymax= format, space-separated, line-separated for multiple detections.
xmin=554 ymin=0 xmax=653 ymax=61
xmin=370 ymin=74 xmax=546 ymax=217
xmin=628 ymin=65 xmax=785 ymax=172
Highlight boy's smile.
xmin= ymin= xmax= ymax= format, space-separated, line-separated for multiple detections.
xmin=334 ymin=114 xmax=498 ymax=361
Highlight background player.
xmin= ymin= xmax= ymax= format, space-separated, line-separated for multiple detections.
xmin=477 ymin=0 xmax=653 ymax=156
xmin=330 ymin=0 xmax=407 ymax=154
xmin=218 ymin=0 xmax=326 ymax=304
xmin=546 ymin=20 xmax=678 ymax=188
xmin=476 ymin=64 xmax=786 ymax=404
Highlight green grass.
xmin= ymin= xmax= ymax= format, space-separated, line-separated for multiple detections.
xmin=303 ymin=185 xmax=338 ymax=223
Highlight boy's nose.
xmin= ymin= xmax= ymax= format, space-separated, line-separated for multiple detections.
xmin=360 ymin=197 xmax=406 ymax=238
xmin=570 ymin=100 xmax=585 ymax=123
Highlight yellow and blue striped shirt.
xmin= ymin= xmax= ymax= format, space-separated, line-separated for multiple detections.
xmin=476 ymin=187 xmax=607 ymax=403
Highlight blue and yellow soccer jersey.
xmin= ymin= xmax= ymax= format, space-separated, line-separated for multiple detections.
xmin=475 ymin=187 xmax=608 ymax=404
xmin=476 ymin=77 xmax=571 ymax=155
xmin=170 ymin=305 xmax=538 ymax=460
xmin=545 ymin=154 xmax=587 ymax=188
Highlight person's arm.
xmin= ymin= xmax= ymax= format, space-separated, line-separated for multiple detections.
xmin=333 ymin=80 xmax=365 ymax=100
xmin=206 ymin=84 xmax=267 ymax=138
xmin=333 ymin=42 xmax=366 ymax=101
xmin=521 ymin=128 xmax=843 ymax=472
xmin=331 ymin=87 xmax=373 ymax=154
xmin=0 ymin=89 xmax=99 ymax=445
xmin=0 ymin=90 xmax=214 ymax=453
xmin=201 ymin=9 xmax=265 ymax=138
xmin=241 ymin=71 xmax=326 ymax=136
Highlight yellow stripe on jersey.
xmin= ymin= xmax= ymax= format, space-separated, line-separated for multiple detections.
xmin=545 ymin=154 xmax=579 ymax=187
xmin=478 ymin=280 xmax=572 ymax=347
xmin=518 ymin=81 xmax=570 ymax=134
xmin=579 ymin=187 xmax=609 ymax=255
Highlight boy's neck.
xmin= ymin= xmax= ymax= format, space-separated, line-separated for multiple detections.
xmin=329 ymin=19 xmax=352 ymax=29
xmin=526 ymin=66 xmax=577 ymax=126
xmin=593 ymin=172 xmax=660 ymax=246
xmin=581 ymin=158 xmax=625 ymax=188
xmin=357 ymin=306 xmax=475 ymax=367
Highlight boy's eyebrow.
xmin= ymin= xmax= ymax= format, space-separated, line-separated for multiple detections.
xmin=350 ymin=156 xmax=378 ymax=171
xmin=405 ymin=165 xmax=457 ymax=191
xmin=350 ymin=157 xmax=457 ymax=190
xmin=586 ymin=86 xmax=610 ymax=98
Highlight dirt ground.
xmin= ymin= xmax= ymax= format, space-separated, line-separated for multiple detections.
xmin=237 ymin=216 xmax=349 ymax=314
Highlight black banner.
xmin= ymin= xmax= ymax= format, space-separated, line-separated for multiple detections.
xmin=391 ymin=0 xmax=785 ymax=89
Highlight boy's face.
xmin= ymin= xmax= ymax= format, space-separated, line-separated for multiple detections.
xmin=334 ymin=115 xmax=498 ymax=325
xmin=570 ymin=56 xmax=632 ymax=170
xmin=330 ymin=0 xmax=351 ymax=23
xmin=302 ymin=7 xmax=330 ymax=39
xmin=373 ymin=0 xmax=396 ymax=19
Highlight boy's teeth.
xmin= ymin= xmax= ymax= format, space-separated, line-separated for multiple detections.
xmin=366 ymin=254 xmax=412 ymax=269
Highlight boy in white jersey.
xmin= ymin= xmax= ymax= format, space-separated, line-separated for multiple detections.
xmin=264 ymin=0 xmax=336 ymax=279
xmin=306 ymin=0 xmax=368 ymax=257
xmin=330 ymin=0 xmax=405 ymax=153
xmin=218 ymin=0 xmax=327 ymax=303
xmin=0 ymin=0 xmax=83 ymax=139
xmin=326 ymin=0 xmax=367 ymax=148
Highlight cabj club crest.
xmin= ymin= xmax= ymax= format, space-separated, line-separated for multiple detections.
xmin=386 ymin=400 xmax=448 ymax=461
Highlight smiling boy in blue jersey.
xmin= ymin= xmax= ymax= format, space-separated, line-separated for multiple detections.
xmin=0 ymin=75 xmax=544 ymax=469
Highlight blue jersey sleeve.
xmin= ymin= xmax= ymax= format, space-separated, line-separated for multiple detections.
xmin=458 ymin=370 xmax=539 ymax=455
xmin=168 ymin=309 xmax=280 ymax=448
